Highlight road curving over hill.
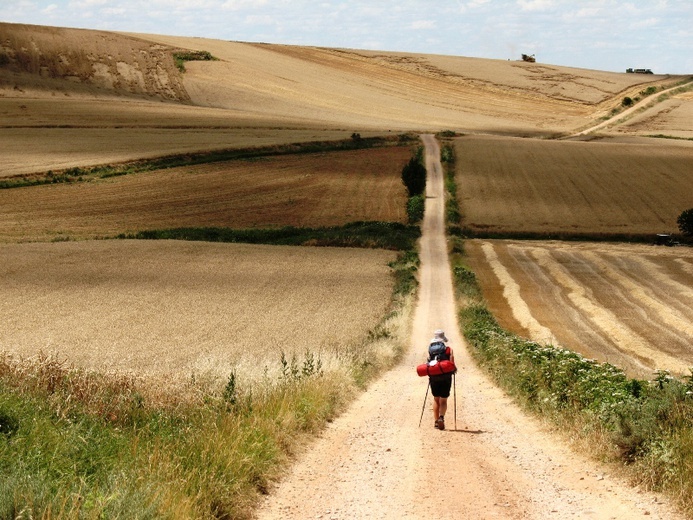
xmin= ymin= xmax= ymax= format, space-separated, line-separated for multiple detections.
xmin=255 ymin=135 xmax=683 ymax=520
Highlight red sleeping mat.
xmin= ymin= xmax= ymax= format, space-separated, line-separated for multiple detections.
xmin=416 ymin=360 xmax=456 ymax=377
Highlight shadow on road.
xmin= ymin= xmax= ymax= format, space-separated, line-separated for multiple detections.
xmin=446 ymin=429 xmax=486 ymax=435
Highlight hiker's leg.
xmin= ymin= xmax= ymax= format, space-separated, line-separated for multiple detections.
xmin=433 ymin=396 xmax=441 ymax=421
xmin=438 ymin=397 xmax=448 ymax=418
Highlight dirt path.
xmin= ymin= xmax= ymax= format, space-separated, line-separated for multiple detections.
xmin=255 ymin=135 xmax=683 ymax=519
xmin=572 ymin=79 xmax=693 ymax=137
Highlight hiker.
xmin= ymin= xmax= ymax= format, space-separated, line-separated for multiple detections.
xmin=428 ymin=329 xmax=455 ymax=430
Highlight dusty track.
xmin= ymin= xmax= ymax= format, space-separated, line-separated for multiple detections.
xmin=255 ymin=136 xmax=683 ymax=519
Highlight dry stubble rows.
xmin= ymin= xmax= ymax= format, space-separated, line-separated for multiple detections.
xmin=467 ymin=239 xmax=693 ymax=378
xmin=0 ymin=146 xmax=409 ymax=242
xmin=0 ymin=240 xmax=396 ymax=379
xmin=455 ymin=134 xmax=693 ymax=237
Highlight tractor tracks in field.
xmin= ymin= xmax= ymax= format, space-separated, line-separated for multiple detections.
xmin=568 ymin=79 xmax=693 ymax=138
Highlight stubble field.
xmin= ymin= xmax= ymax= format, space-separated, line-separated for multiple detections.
xmin=466 ymin=239 xmax=693 ymax=378
xmin=0 ymin=146 xmax=409 ymax=242
xmin=454 ymin=134 xmax=693 ymax=238
xmin=0 ymin=240 xmax=396 ymax=380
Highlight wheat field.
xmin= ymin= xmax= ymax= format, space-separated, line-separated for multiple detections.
xmin=0 ymin=240 xmax=397 ymax=379
xmin=3 ymin=22 xmax=686 ymax=179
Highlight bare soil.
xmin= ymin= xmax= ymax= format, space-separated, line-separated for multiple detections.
xmin=255 ymin=136 xmax=684 ymax=520
xmin=466 ymin=240 xmax=693 ymax=379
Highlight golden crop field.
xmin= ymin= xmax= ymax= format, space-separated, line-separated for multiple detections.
xmin=0 ymin=240 xmax=396 ymax=379
xmin=0 ymin=146 xmax=409 ymax=242
xmin=466 ymin=239 xmax=693 ymax=378
xmin=454 ymin=134 xmax=693 ymax=237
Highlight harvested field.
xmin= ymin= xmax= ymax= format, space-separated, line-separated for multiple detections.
xmin=2 ymin=22 xmax=684 ymax=181
xmin=0 ymin=146 xmax=409 ymax=242
xmin=0 ymin=95 xmax=373 ymax=178
xmin=454 ymin=134 xmax=693 ymax=237
xmin=466 ymin=239 xmax=693 ymax=378
xmin=613 ymin=91 xmax=693 ymax=139
xmin=0 ymin=240 xmax=396 ymax=378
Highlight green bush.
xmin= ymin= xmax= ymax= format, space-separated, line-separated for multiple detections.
xmin=677 ymin=208 xmax=693 ymax=236
xmin=121 ymin=221 xmax=421 ymax=251
xmin=622 ymin=96 xmax=634 ymax=107
xmin=406 ymin=195 xmax=425 ymax=224
xmin=172 ymin=50 xmax=216 ymax=72
xmin=401 ymin=156 xmax=426 ymax=197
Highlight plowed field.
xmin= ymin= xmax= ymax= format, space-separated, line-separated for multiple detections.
xmin=0 ymin=146 xmax=409 ymax=242
xmin=466 ymin=239 xmax=693 ymax=378
xmin=0 ymin=240 xmax=395 ymax=379
xmin=455 ymin=134 xmax=693 ymax=237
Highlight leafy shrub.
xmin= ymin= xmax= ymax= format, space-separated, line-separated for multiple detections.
xmin=407 ymin=195 xmax=425 ymax=224
xmin=122 ymin=221 xmax=421 ymax=251
xmin=401 ymin=157 xmax=426 ymax=197
xmin=172 ymin=50 xmax=216 ymax=72
xmin=622 ymin=96 xmax=634 ymax=107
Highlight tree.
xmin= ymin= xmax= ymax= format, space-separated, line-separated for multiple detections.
xmin=677 ymin=208 xmax=693 ymax=236
xmin=401 ymin=157 xmax=426 ymax=197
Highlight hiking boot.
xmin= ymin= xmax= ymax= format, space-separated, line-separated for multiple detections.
xmin=436 ymin=416 xmax=445 ymax=430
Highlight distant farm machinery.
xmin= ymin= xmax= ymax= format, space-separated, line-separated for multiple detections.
xmin=521 ymin=54 xmax=536 ymax=63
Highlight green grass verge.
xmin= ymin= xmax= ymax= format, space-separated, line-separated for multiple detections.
xmin=450 ymin=243 xmax=693 ymax=515
xmin=118 ymin=221 xmax=421 ymax=252
xmin=0 ymin=134 xmax=418 ymax=190
xmin=0 ymin=353 xmax=348 ymax=519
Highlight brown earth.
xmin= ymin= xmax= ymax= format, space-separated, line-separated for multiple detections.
xmin=0 ymin=145 xmax=409 ymax=242
xmin=466 ymin=239 xmax=693 ymax=379
xmin=454 ymin=134 xmax=693 ymax=237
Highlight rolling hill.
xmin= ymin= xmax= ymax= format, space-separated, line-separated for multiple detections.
xmin=2 ymin=21 xmax=689 ymax=177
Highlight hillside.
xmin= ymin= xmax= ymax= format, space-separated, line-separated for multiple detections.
xmin=1 ymin=22 xmax=687 ymax=177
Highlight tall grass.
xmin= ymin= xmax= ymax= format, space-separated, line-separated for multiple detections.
xmin=0 ymin=353 xmax=351 ymax=519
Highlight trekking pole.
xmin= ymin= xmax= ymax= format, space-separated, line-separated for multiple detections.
xmin=453 ymin=372 xmax=457 ymax=431
xmin=418 ymin=381 xmax=430 ymax=427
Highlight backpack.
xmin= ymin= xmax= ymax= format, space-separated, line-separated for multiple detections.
xmin=428 ymin=342 xmax=450 ymax=363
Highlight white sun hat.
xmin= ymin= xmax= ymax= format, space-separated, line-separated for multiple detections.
xmin=433 ymin=329 xmax=448 ymax=342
